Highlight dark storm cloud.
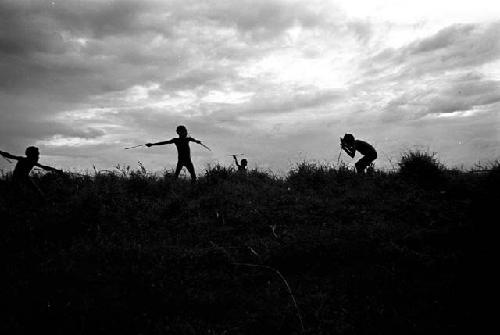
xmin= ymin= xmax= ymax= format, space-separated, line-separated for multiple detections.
xmin=0 ymin=118 xmax=105 ymax=143
xmin=200 ymin=0 xmax=335 ymax=40
xmin=0 ymin=0 xmax=358 ymax=101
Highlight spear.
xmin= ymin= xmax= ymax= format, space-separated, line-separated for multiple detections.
xmin=198 ymin=142 xmax=212 ymax=151
xmin=2 ymin=155 xmax=12 ymax=163
xmin=336 ymin=138 xmax=344 ymax=165
xmin=124 ymin=144 xmax=145 ymax=150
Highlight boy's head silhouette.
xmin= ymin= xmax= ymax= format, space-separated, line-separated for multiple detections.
xmin=176 ymin=125 xmax=188 ymax=138
xmin=25 ymin=146 xmax=40 ymax=162
xmin=241 ymin=159 xmax=248 ymax=167
xmin=342 ymin=133 xmax=355 ymax=145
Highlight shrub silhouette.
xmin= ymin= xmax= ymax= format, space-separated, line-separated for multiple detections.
xmin=398 ymin=150 xmax=445 ymax=188
xmin=203 ymin=164 xmax=233 ymax=185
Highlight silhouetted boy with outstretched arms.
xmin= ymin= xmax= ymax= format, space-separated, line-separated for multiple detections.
xmin=233 ymin=155 xmax=248 ymax=172
xmin=145 ymin=125 xmax=204 ymax=181
xmin=341 ymin=133 xmax=377 ymax=173
xmin=0 ymin=146 xmax=63 ymax=198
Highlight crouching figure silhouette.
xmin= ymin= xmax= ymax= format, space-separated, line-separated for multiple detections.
xmin=341 ymin=134 xmax=377 ymax=173
xmin=0 ymin=146 xmax=63 ymax=199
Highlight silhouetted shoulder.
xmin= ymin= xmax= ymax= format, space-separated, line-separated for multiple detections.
xmin=355 ymin=140 xmax=376 ymax=156
xmin=13 ymin=157 xmax=36 ymax=179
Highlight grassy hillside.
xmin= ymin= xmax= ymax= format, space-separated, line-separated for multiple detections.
xmin=1 ymin=157 xmax=497 ymax=334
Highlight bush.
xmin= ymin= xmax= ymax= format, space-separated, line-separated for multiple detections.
xmin=203 ymin=164 xmax=234 ymax=185
xmin=287 ymin=162 xmax=332 ymax=190
xmin=398 ymin=150 xmax=445 ymax=188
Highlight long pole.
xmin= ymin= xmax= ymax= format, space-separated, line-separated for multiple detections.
xmin=124 ymin=144 xmax=144 ymax=150
xmin=199 ymin=142 xmax=212 ymax=151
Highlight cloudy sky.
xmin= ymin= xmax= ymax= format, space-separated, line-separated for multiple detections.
xmin=1 ymin=0 xmax=499 ymax=174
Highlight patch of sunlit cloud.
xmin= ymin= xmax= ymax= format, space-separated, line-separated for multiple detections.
xmin=124 ymin=83 xmax=161 ymax=102
xmin=36 ymin=135 xmax=105 ymax=147
xmin=335 ymin=0 xmax=500 ymax=23
xmin=202 ymin=90 xmax=255 ymax=104
xmin=239 ymin=50 xmax=353 ymax=88
xmin=481 ymin=59 xmax=500 ymax=80
xmin=335 ymin=0 xmax=500 ymax=50
xmin=55 ymin=108 xmax=116 ymax=121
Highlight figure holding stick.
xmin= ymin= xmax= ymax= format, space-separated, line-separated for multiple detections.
xmin=145 ymin=125 xmax=209 ymax=181
xmin=340 ymin=133 xmax=377 ymax=173
xmin=232 ymin=154 xmax=248 ymax=172
xmin=0 ymin=146 xmax=63 ymax=200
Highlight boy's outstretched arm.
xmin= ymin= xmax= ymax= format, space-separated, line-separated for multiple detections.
xmin=36 ymin=163 xmax=64 ymax=174
xmin=0 ymin=150 xmax=22 ymax=161
xmin=146 ymin=139 xmax=174 ymax=147
xmin=232 ymin=155 xmax=240 ymax=167
xmin=190 ymin=138 xmax=212 ymax=151
xmin=340 ymin=144 xmax=355 ymax=158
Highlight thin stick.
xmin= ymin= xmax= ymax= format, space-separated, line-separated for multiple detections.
xmin=337 ymin=148 xmax=342 ymax=166
xmin=469 ymin=169 xmax=496 ymax=173
xmin=2 ymin=155 xmax=12 ymax=163
xmin=199 ymin=142 xmax=212 ymax=151
xmin=233 ymin=262 xmax=305 ymax=333
xmin=124 ymin=144 xmax=144 ymax=150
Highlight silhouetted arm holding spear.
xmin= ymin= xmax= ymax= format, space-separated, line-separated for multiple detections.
xmin=0 ymin=150 xmax=22 ymax=162
xmin=0 ymin=149 xmax=63 ymax=174
xmin=36 ymin=163 xmax=64 ymax=174
xmin=189 ymin=137 xmax=211 ymax=151
xmin=144 ymin=136 xmax=210 ymax=151
xmin=340 ymin=138 xmax=355 ymax=158
xmin=145 ymin=139 xmax=175 ymax=147
xmin=232 ymin=155 xmax=241 ymax=168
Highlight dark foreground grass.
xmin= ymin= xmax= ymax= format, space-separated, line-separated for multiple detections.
xmin=0 ymin=161 xmax=497 ymax=334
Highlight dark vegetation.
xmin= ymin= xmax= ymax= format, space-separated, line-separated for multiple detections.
xmin=1 ymin=152 xmax=497 ymax=334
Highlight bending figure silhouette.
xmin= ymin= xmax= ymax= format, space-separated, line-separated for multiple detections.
xmin=340 ymin=134 xmax=377 ymax=173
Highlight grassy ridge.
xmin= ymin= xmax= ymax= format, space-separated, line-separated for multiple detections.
xmin=0 ymin=159 xmax=497 ymax=334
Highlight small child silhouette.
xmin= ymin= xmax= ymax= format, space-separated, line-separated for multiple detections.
xmin=146 ymin=125 xmax=206 ymax=181
xmin=0 ymin=146 xmax=63 ymax=198
xmin=233 ymin=155 xmax=248 ymax=172
xmin=340 ymin=134 xmax=377 ymax=173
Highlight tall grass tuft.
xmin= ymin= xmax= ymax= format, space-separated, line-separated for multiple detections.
xmin=398 ymin=150 xmax=445 ymax=189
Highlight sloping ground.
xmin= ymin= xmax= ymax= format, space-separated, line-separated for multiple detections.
xmin=0 ymin=165 xmax=496 ymax=334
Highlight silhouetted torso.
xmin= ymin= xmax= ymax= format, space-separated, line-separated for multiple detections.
xmin=13 ymin=157 xmax=36 ymax=180
xmin=355 ymin=140 xmax=377 ymax=157
xmin=172 ymin=138 xmax=193 ymax=163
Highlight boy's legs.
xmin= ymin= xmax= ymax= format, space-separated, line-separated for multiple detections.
xmin=175 ymin=161 xmax=196 ymax=181
xmin=355 ymin=154 xmax=376 ymax=173
xmin=174 ymin=162 xmax=184 ymax=178
xmin=185 ymin=161 xmax=197 ymax=181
